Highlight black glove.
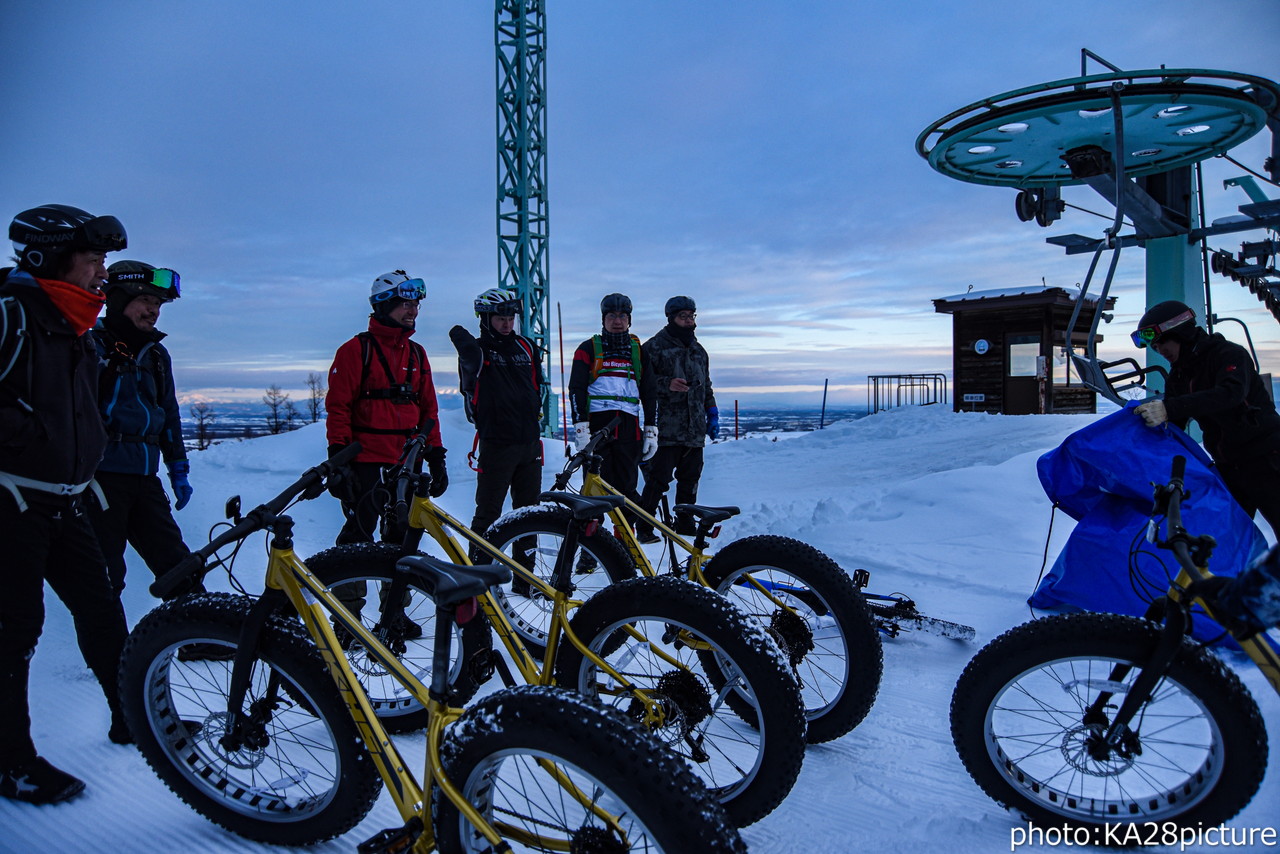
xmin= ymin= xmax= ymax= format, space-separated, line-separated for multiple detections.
xmin=425 ymin=445 xmax=448 ymax=498
xmin=326 ymin=443 xmax=359 ymax=505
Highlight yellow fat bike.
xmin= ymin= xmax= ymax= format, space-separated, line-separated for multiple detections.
xmin=118 ymin=447 xmax=746 ymax=853
xmin=482 ymin=423 xmax=883 ymax=744
xmin=305 ymin=435 xmax=807 ymax=827
xmin=951 ymin=455 xmax=1279 ymax=835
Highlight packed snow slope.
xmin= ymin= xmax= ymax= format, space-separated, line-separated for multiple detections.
xmin=3 ymin=406 xmax=1276 ymax=853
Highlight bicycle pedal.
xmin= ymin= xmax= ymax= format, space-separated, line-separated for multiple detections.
xmin=357 ymin=816 xmax=423 ymax=854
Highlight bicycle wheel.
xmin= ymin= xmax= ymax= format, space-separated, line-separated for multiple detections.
xmin=554 ymin=576 xmax=806 ymax=827
xmin=433 ymin=685 xmax=746 ymax=854
xmin=305 ymin=543 xmax=495 ymax=732
xmin=118 ymin=592 xmax=382 ymax=845
xmin=702 ymin=534 xmax=883 ymax=743
xmin=951 ymin=612 xmax=1268 ymax=832
xmin=481 ymin=505 xmax=638 ymax=656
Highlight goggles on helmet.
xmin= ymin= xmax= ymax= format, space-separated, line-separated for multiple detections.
xmin=110 ymin=267 xmax=181 ymax=298
xmin=371 ymin=277 xmax=427 ymax=303
xmin=78 ymin=215 xmax=128 ymax=252
xmin=1130 ymin=310 xmax=1194 ymax=348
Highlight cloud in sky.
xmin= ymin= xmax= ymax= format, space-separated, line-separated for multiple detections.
xmin=2 ymin=0 xmax=1278 ymax=408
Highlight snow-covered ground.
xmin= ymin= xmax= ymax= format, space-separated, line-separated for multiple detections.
xmin=3 ymin=406 xmax=1277 ymax=853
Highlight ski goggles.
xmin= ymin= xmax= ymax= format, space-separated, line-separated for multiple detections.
xmin=109 ymin=267 xmax=181 ymax=297
xmin=1130 ymin=310 xmax=1194 ymax=348
xmin=371 ymin=278 xmax=427 ymax=303
xmin=76 ymin=215 xmax=128 ymax=252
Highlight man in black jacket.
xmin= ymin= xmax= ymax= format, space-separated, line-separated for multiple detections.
xmin=635 ymin=296 xmax=718 ymax=541
xmin=450 ymin=288 xmax=544 ymax=551
xmin=1133 ymin=300 xmax=1280 ymax=533
xmin=0 ymin=204 xmax=131 ymax=805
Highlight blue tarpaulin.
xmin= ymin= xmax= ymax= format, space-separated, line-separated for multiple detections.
xmin=1031 ymin=402 xmax=1268 ymax=641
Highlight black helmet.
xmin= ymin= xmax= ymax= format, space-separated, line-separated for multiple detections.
xmin=600 ymin=293 xmax=632 ymax=317
xmin=664 ymin=295 xmax=696 ymax=318
xmin=1132 ymin=300 xmax=1196 ymax=349
xmin=106 ymin=260 xmax=181 ymax=304
xmin=9 ymin=204 xmax=127 ymax=274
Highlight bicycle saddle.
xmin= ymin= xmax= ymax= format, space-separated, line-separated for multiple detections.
xmin=539 ymin=492 xmax=626 ymax=520
xmin=673 ymin=504 xmax=740 ymax=524
xmin=394 ymin=554 xmax=513 ymax=607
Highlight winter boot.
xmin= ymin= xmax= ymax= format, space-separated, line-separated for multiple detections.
xmin=0 ymin=757 xmax=86 ymax=804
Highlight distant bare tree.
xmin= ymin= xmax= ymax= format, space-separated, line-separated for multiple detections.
xmin=189 ymin=402 xmax=217 ymax=450
xmin=284 ymin=398 xmax=300 ymax=431
xmin=305 ymin=371 xmax=326 ymax=423
xmin=263 ymin=384 xmax=291 ymax=434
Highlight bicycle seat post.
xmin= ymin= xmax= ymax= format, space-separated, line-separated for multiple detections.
xmin=428 ymin=603 xmax=457 ymax=701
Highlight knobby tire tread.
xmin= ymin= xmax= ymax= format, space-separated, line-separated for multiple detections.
xmin=554 ymin=576 xmax=806 ymax=827
xmin=951 ymin=612 xmax=1267 ymax=834
xmin=118 ymin=592 xmax=382 ymax=845
xmin=702 ymin=534 xmax=883 ymax=743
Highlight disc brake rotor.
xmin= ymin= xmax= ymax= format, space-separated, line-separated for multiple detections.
xmin=1063 ymin=724 xmax=1137 ymax=776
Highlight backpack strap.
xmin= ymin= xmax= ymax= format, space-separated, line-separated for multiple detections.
xmin=0 ymin=283 xmax=35 ymax=413
xmin=358 ymin=331 xmax=421 ymax=403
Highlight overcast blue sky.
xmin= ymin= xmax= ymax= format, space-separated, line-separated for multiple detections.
xmin=3 ymin=0 xmax=1278 ymax=409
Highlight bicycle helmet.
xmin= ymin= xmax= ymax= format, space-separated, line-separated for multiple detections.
xmin=9 ymin=204 xmax=127 ymax=274
xmin=664 ymin=296 xmax=696 ymax=318
xmin=106 ymin=260 xmax=181 ymax=303
xmin=600 ymin=293 xmax=632 ymax=317
xmin=474 ymin=287 xmax=521 ymax=316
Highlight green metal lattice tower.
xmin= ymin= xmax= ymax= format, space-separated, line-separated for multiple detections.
xmin=496 ymin=0 xmax=556 ymax=433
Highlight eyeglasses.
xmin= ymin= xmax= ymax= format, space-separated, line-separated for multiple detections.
xmin=674 ymin=311 xmax=697 ymax=321
xmin=109 ymin=267 xmax=181 ymax=297
xmin=1131 ymin=310 xmax=1194 ymax=348
xmin=79 ymin=215 xmax=128 ymax=252
xmin=372 ymin=278 xmax=427 ymax=303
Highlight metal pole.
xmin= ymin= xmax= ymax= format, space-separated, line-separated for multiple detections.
xmin=819 ymin=378 xmax=829 ymax=429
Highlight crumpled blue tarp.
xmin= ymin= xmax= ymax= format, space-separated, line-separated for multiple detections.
xmin=1031 ymin=401 xmax=1268 ymax=642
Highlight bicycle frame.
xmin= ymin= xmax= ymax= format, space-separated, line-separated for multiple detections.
xmin=153 ymin=453 xmax=631 ymax=853
xmin=391 ymin=476 xmax=686 ymax=727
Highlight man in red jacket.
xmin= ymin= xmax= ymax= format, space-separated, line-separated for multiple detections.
xmin=326 ymin=270 xmax=447 ymax=548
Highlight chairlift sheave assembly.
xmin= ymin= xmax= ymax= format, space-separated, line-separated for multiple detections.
xmin=917 ymin=52 xmax=1280 ymax=404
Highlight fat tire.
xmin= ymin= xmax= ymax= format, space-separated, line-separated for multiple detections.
xmin=951 ymin=612 xmax=1267 ymax=833
xmin=433 ymin=685 xmax=746 ymax=853
xmin=702 ymin=535 xmax=883 ymax=743
xmin=305 ymin=542 xmax=495 ymax=732
xmin=555 ymin=576 xmax=806 ymax=827
xmin=481 ymin=504 xmax=638 ymax=655
xmin=118 ymin=592 xmax=382 ymax=845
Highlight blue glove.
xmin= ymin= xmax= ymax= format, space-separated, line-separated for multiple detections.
xmin=167 ymin=459 xmax=193 ymax=511
xmin=706 ymin=406 xmax=720 ymax=440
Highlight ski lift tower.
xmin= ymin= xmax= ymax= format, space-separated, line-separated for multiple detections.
xmin=916 ymin=51 xmax=1280 ymax=403
xmin=496 ymin=0 xmax=556 ymax=433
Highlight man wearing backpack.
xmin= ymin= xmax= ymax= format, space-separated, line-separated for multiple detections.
xmin=0 ymin=204 xmax=130 ymax=804
xmin=567 ymin=293 xmax=658 ymax=516
xmin=88 ymin=261 xmax=193 ymax=607
xmin=326 ymin=271 xmax=448 ymax=546
xmin=634 ymin=296 xmax=718 ymax=542
xmin=449 ymin=288 xmax=544 ymax=554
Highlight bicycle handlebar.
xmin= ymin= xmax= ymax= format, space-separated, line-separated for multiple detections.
xmin=149 ymin=442 xmax=363 ymax=599
xmin=555 ymin=415 xmax=621 ymax=487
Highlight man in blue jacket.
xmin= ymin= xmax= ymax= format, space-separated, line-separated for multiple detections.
xmin=88 ymin=260 xmax=193 ymax=603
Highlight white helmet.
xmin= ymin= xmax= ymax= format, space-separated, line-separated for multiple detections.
xmin=474 ymin=287 xmax=521 ymax=316
xmin=369 ymin=270 xmax=426 ymax=307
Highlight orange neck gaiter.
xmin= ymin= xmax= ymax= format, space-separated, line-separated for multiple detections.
xmin=37 ymin=278 xmax=106 ymax=336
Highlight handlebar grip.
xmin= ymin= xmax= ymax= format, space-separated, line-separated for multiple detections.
xmin=1170 ymin=455 xmax=1186 ymax=482
xmin=150 ymin=553 xmax=208 ymax=599
xmin=329 ymin=442 xmax=362 ymax=469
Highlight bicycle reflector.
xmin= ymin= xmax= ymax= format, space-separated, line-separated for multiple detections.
xmin=1131 ymin=310 xmax=1194 ymax=348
